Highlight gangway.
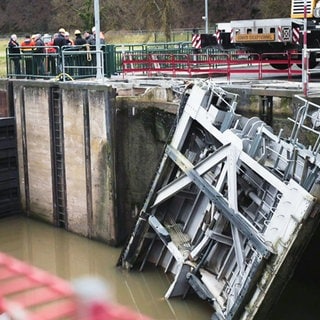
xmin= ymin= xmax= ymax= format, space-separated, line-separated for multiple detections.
xmin=0 ymin=252 xmax=149 ymax=320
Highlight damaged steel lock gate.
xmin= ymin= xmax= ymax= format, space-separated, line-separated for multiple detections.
xmin=118 ymin=79 xmax=320 ymax=320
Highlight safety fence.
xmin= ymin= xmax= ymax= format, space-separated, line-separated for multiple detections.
xmin=6 ymin=45 xmax=117 ymax=80
xmin=305 ymin=48 xmax=320 ymax=95
xmin=6 ymin=42 xmax=194 ymax=80
xmin=122 ymin=52 xmax=304 ymax=80
xmin=6 ymin=42 xmax=311 ymax=81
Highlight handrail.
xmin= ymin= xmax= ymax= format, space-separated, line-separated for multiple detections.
xmin=122 ymin=52 xmax=304 ymax=80
xmin=6 ymin=42 xmax=313 ymax=82
xmin=6 ymin=45 xmax=113 ymax=80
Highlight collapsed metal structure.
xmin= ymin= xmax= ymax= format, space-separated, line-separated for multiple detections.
xmin=118 ymin=79 xmax=320 ymax=319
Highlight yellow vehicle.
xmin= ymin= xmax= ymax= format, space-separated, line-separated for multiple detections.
xmin=291 ymin=0 xmax=320 ymax=19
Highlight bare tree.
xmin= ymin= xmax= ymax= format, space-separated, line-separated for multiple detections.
xmin=49 ymin=0 xmax=78 ymax=32
xmin=135 ymin=0 xmax=179 ymax=41
xmin=78 ymin=0 xmax=95 ymax=31
xmin=0 ymin=0 xmax=51 ymax=34
xmin=259 ymin=0 xmax=291 ymax=19
xmin=0 ymin=0 xmax=268 ymax=35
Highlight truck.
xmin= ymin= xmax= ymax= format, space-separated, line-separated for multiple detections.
xmin=193 ymin=0 xmax=320 ymax=69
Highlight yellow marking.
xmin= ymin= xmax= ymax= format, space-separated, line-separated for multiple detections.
xmin=291 ymin=13 xmax=313 ymax=19
xmin=235 ymin=33 xmax=275 ymax=42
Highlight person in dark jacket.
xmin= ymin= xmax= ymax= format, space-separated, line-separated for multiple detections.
xmin=33 ymin=34 xmax=45 ymax=76
xmin=53 ymin=28 xmax=67 ymax=48
xmin=74 ymin=30 xmax=88 ymax=76
xmin=53 ymin=28 xmax=67 ymax=73
xmin=64 ymin=32 xmax=74 ymax=46
xmin=84 ymin=31 xmax=95 ymax=46
xmin=74 ymin=30 xmax=86 ymax=46
xmin=8 ymin=34 xmax=21 ymax=76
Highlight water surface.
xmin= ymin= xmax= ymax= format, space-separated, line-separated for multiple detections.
xmin=0 ymin=215 xmax=212 ymax=319
xmin=0 ymin=215 xmax=319 ymax=319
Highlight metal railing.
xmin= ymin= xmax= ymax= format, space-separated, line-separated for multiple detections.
xmin=7 ymin=46 xmax=60 ymax=79
xmin=7 ymin=42 xmax=315 ymax=83
xmin=6 ymin=42 xmax=194 ymax=80
xmin=6 ymin=44 xmax=117 ymax=80
xmin=305 ymin=48 xmax=320 ymax=95
xmin=122 ymin=51 xmax=304 ymax=80
xmin=60 ymin=47 xmax=105 ymax=81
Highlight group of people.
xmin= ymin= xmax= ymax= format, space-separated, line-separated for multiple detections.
xmin=8 ymin=27 xmax=105 ymax=78
xmin=8 ymin=33 xmax=44 ymax=76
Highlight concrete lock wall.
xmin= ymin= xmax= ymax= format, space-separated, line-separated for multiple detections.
xmin=13 ymin=81 xmax=118 ymax=243
xmin=15 ymin=85 xmax=54 ymax=223
xmin=114 ymin=93 xmax=176 ymax=244
xmin=10 ymin=80 xmax=177 ymax=245
xmin=0 ymin=80 xmax=14 ymax=118
xmin=3 ymin=79 xmax=302 ymax=246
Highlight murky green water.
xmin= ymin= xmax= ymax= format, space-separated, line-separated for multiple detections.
xmin=0 ymin=215 xmax=319 ymax=320
xmin=0 ymin=215 xmax=212 ymax=320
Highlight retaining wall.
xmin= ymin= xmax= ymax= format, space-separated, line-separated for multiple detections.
xmin=4 ymin=79 xmax=176 ymax=245
xmin=5 ymin=78 xmax=299 ymax=245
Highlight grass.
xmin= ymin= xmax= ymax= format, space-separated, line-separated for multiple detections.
xmin=106 ymin=30 xmax=192 ymax=44
xmin=0 ymin=39 xmax=8 ymax=78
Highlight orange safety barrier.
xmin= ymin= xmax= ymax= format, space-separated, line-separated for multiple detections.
xmin=122 ymin=52 xmax=303 ymax=80
xmin=0 ymin=253 xmax=151 ymax=320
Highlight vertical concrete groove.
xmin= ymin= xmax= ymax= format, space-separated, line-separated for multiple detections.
xmin=7 ymin=81 xmax=14 ymax=117
xmin=83 ymin=90 xmax=93 ymax=238
xmin=20 ymin=87 xmax=30 ymax=215
xmin=104 ymin=90 xmax=117 ymax=242
xmin=259 ymin=96 xmax=273 ymax=126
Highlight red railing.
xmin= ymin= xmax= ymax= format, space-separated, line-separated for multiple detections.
xmin=0 ymin=253 xmax=150 ymax=320
xmin=122 ymin=52 xmax=303 ymax=80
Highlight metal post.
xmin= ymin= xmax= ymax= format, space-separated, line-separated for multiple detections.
xmin=204 ymin=0 xmax=208 ymax=33
xmin=94 ymin=0 xmax=103 ymax=81
xmin=302 ymin=0 xmax=308 ymax=96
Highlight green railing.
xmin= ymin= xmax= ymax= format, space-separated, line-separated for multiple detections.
xmin=6 ymin=41 xmax=213 ymax=80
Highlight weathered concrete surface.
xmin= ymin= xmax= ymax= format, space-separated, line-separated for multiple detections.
xmin=115 ymin=97 xmax=176 ymax=243
xmin=62 ymin=88 xmax=90 ymax=236
xmin=15 ymin=85 xmax=54 ymax=223
xmin=5 ymin=77 xmax=312 ymax=246
xmin=8 ymin=79 xmax=178 ymax=245
xmin=0 ymin=80 xmax=10 ymax=117
xmin=12 ymin=81 xmax=117 ymax=243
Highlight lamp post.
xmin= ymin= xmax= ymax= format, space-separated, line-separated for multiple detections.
xmin=94 ymin=0 xmax=103 ymax=81
xmin=302 ymin=0 xmax=308 ymax=96
xmin=203 ymin=0 xmax=208 ymax=33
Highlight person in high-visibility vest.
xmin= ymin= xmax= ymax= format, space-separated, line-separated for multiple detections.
xmin=46 ymin=34 xmax=59 ymax=76
xmin=20 ymin=34 xmax=35 ymax=78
